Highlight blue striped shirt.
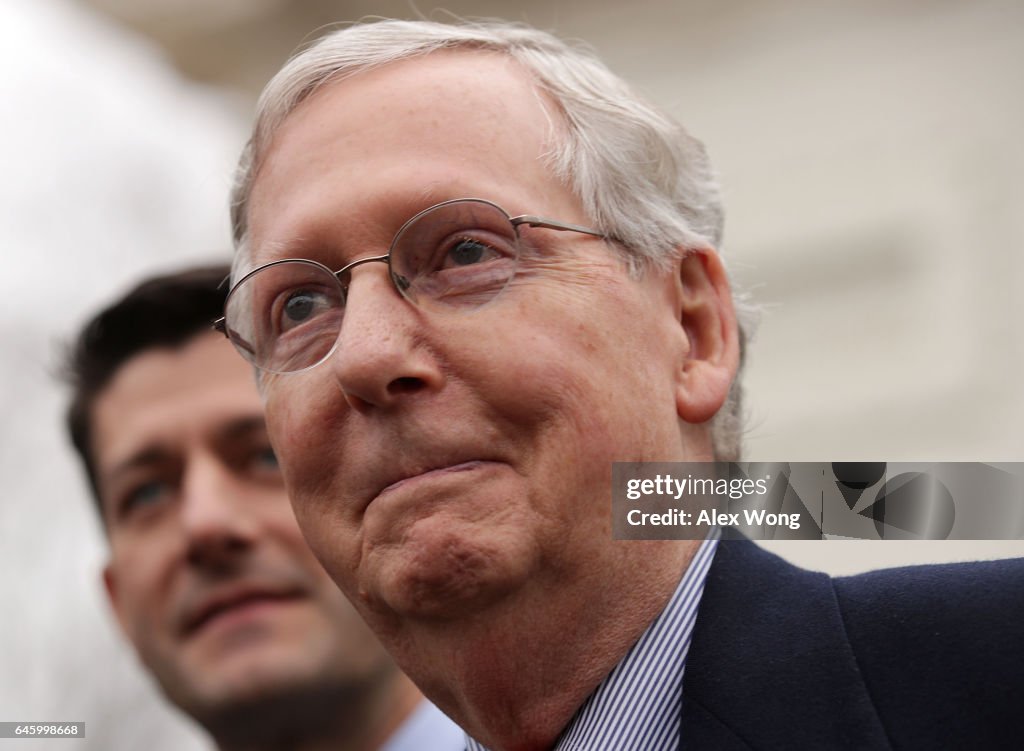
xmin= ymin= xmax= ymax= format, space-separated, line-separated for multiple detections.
xmin=466 ymin=534 xmax=719 ymax=751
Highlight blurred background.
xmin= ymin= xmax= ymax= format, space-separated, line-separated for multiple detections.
xmin=2 ymin=0 xmax=1021 ymax=748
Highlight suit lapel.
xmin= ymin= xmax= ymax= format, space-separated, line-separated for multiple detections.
xmin=680 ymin=540 xmax=891 ymax=750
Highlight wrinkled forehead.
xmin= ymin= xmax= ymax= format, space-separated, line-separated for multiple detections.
xmin=237 ymin=50 xmax=567 ymax=276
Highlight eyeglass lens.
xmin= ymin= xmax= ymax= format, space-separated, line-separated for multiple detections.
xmin=224 ymin=199 xmax=522 ymax=373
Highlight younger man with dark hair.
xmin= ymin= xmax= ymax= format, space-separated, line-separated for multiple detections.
xmin=65 ymin=264 xmax=462 ymax=751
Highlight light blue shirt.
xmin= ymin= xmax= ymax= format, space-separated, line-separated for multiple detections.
xmin=466 ymin=534 xmax=719 ymax=751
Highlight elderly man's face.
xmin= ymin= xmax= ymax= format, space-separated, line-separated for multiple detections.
xmin=247 ymin=52 xmax=732 ymax=631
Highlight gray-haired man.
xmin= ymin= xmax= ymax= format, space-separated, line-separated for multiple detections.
xmin=218 ymin=20 xmax=1023 ymax=750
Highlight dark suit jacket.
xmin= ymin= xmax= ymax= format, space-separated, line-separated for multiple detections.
xmin=680 ymin=540 xmax=1024 ymax=750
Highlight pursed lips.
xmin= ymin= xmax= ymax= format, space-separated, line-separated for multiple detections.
xmin=371 ymin=459 xmax=493 ymax=505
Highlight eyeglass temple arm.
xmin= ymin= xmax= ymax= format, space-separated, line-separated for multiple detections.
xmin=211 ymin=317 xmax=257 ymax=358
xmin=511 ymin=215 xmax=612 ymax=240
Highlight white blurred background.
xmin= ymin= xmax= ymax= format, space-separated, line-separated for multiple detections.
xmin=1 ymin=0 xmax=1021 ymax=748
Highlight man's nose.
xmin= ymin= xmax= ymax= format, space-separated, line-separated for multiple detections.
xmin=180 ymin=454 xmax=257 ymax=569
xmin=328 ymin=267 xmax=445 ymax=412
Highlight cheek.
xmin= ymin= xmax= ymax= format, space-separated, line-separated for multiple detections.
xmin=287 ymin=513 xmax=361 ymax=594
xmin=265 ymin=379 xmax=340 ymax=504
xmin=264 ymin=383 xmax=365 ymax=586
xmin=468 ymin=297 xmax=682 ymax=535
xmin=263 ymin=379 xmax=311 ymax=460
xmin=480 ymin=305 xmax=674 ymax=451
xmin=107 ymin=547 xmax=167 ymax=647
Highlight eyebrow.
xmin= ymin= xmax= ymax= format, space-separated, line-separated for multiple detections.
xmin=216 ymin=415 xmax=269 ymax=444
xmin=105 ymin=446 xmax=172 ymax=488
xmin=104 ymin=416 xmax=269 ymax=484
xmin=250 ymin=235 xmax=306 ymax=267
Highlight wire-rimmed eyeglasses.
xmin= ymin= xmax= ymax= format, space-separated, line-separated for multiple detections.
xmin=214 ymin=198 xmax=611 ymax=374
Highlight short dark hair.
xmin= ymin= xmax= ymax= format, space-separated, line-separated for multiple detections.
xmin=64 ymin=264 xmax=231 ymax=509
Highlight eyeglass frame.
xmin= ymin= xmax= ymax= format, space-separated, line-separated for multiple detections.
xmin=213 ymin=197 xmax=616 ymax=371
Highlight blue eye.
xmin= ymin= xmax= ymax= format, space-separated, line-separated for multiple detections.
xmin=448 ymin=239 xmax=492 ymax=266
xmin=245 ymin=445 xmax=283 ymax=483
xmin=121 ymin=480 xmax=171 ymax=515
xmin=273 ymin=285 xmax=338 ymax=334
xmin=252 ymin=447 xmax=279 ymax=470
xmin=284 ymin=291 xmax=317 ymax=322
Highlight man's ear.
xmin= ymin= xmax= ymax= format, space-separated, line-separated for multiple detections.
xmin=673 ymin=247 xmax=740 ymax=424
xmin=102 ymin=562 xmax=130 ymax=637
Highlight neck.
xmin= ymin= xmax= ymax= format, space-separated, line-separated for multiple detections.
xmin=400 ymin=540 xmax=699 ymax=751
xmin=210 ymin=671 xmax=422 ymax=751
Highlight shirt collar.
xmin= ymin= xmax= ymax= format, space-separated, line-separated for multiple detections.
xmin=466 ymin=533 xmax=719 ymax=751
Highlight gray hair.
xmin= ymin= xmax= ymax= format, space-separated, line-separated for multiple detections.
xmin=230 ymin=18 xmax=752 ymax=460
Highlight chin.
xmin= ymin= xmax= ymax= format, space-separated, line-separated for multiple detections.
xmin=192 ymin=647 xmax=317 ymax=699
xmin=173 ymin=658 xmax=357 ymax=746
xmin=362 ymin=517 xmax=532 ymax=620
